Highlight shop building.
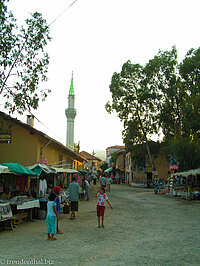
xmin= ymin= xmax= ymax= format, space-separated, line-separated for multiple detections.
xmin=106 ymin=145 xmax=125 ymax=164
xmin=79 ymin=151 xmax=102 ymax=176
xmin=0 ymin=111 xmax=84 ymax=169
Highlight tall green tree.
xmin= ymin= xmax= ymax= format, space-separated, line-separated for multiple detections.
xmin=145 ymin=46 xmax=200 ymax=141
xmin=144 ymin=46 xmax=183 ymax=138
xmin=106 ymin=61 xmax=158 ymax=171
xmin=179 ymin=48 xmax=200 ymax=140
xmin=106 ymin=46 xmax=200 ymax=172
xmin=0 ymin=0 xmax=51 ymax=114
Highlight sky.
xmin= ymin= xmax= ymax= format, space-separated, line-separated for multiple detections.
xmin=3 ymin=0 xmax=200 ymax=154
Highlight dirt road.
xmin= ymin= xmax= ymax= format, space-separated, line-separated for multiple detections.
xmin=0 ymin=184 xmax=200 ymax=266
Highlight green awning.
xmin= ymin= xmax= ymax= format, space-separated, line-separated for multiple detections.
xmin=0 ymin=163 xmax=37 ymax=176
xmin=104 ymin=167 xmax=113 ymax=173
xmin=28 ymin=164 xmax=56 ymax=176
xmin=53 ymin=167 xmax=78 ymax=173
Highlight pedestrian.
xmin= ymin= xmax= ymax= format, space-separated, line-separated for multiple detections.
xmin=52 ymin=186 xmax=63 ymax=234
xmin=100 ymin=174 xmax=106 ymax=188
xmin=96 ymin=187 xmax=113 ymax=228
xmin=85 ymin=179 xmax=90 ymax=201
xmin=106 ymin=176 xmax=112 ymax=192
xmin=69 ymin=176 xmax=82 ymax=220
xmin=115 ymin=172 xmax=119 ymax=184
xmin=93 ymin=175 xmax=97 ymax=185
xmin=46 ymin=192 xmax=59 ymax=241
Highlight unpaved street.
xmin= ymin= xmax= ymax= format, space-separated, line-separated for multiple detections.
xmin=0 ymin=184 xmax=200 ymax=266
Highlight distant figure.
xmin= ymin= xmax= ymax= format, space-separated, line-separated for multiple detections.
xmin=106 ymin=176 xmax=112 ymax=192
xmin=46 ymin=192 xmax=59 ymax=241
xmin=119 ymin=173 xmax=122 ymax=184
xmin=115 ymin=172 xmax=119 ymax=184
xmin=93 ymin=175 xmax=97 ymax=185
xmin=85 ymin=179 xmax=90 ymax=201
xmin=96 ymin=187 xmax=113 ymax=228
xmin=100 ymin=174 xmax=106 ymax=188
xmin=69 ymin=176 xmax=82 ymax=220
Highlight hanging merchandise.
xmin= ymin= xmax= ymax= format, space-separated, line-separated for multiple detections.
xmin=39 ymin=178 xmax=47 ymax=197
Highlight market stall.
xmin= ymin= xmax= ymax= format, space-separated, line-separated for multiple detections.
xmin=0 ymin=202 xmax=13 ymax=231
xmin=171 ymin=168 xmax=200 ymax=200
xmin=0 ymin=163 xmax=40 ymax=226
xmin=52 ymin=167 xmax=79 ymax=188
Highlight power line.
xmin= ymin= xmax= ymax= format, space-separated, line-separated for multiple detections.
xmin=48 ymin=0 xmax=79 ymax=27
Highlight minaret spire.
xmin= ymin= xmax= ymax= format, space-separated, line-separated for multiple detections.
xmin=69 ymin=71 xmax=75 ymax=95
xmin=65 ymin=72 xmax=77 ymax=151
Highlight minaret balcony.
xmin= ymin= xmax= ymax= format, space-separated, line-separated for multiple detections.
xmin=65 ymin=108 xmax=77 ymax=119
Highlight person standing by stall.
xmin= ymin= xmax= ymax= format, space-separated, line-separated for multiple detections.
xmin=69 ymin=176 xmax=82 ymax=220
xmin=46 ymin=192 xmax=59 ymax=241
xmin=52 ymin=186 xmax=63 ymax=234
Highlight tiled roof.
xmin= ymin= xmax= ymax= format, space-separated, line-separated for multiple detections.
xmin=79 ymin=151 xmax=101 ymax=161
xmin=106 ymin=145 xmax=125 ymax=150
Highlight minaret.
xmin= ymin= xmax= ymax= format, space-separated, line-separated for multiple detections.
xmin=65 ymin=72 xmax=76 ymax=150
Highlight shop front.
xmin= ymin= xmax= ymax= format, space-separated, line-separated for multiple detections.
xmin=170 ymin=168 xmax=200 ymax=200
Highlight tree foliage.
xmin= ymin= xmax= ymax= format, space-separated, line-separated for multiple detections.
xmin=106 ymin=46 xmax=200 ymax=170
xmin=100 ymin=162 xmax=108 ymax=172
xmin=0 ymin=0 xmax=51 ymax=114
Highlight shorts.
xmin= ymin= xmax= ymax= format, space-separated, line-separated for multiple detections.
xmin=97 ymin=205 xmax=105 ymax=217
xmin=71 ymin=201 xmax=78 ymax=211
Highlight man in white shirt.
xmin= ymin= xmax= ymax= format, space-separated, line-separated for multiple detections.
xmin=100 ymin=175 xmax=106 ymax=188
xmin=85 ymin=179 xmax=90 ymax=201
xmin=106 ymin=177 xmax=112 ymax=192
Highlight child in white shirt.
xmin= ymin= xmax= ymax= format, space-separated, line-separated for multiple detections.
xmin=96 ymin=187 xmax=113 ymax=228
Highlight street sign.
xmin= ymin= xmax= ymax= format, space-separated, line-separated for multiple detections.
xmin=0 ymin=132 xmax=11 ymax=143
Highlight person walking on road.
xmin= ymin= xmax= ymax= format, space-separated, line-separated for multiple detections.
xmin=46 ymin=192 xmax=59 ymax=241
xmin=106 ymin=176 xmax=112 ymax=192
xmin=93 ymin=175 xmax=97 ymax=185
xmin=85 ymin=179 xmax=90 ymax=201
xmin=96 ymin=187 xmax=113 ymax=228
xmin=69 ymin=176 xmax=82 ymax=220
xmin=115 ymin=172 xmax=119 ymax=184
xmin=100 ymin=174 xmax=106 ymax=188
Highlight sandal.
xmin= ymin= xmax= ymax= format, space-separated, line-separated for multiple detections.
xmin=51 ymin=237 xmax=57 ymax=241
xmin=57 ymin=230 xmax=63 ymax=234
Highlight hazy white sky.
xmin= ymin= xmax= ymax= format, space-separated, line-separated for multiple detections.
xmin=4 ymin=0 xmax=200 ymax=153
